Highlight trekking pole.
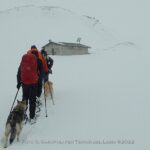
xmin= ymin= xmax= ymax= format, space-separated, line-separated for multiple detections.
xmin=44 ymin=86 xmax=48 ymax=117
xmin=51 ymin=96 xmax=55 ymax=105
xmin=10 ymin=87 xmax=20 ymax=114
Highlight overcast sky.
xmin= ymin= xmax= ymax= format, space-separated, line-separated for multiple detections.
xmin=0 ymin=0 xmax=149 ymax=48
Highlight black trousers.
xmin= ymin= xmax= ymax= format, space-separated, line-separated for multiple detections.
xmin=22 ymin=83 xmax=37 ymax=119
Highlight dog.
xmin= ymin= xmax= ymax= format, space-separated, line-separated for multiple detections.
xmin=44 ymin=81 xmax=54 ymax=103
xmin=2 ymin=100 xmax=27 ymax=148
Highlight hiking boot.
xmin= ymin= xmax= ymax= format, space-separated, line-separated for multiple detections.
xmin=36 ymin=106 xmax=41 ymax=113
xmin=30 ymin=117 xmax=36 ymax=125
xmin=36 ymin=97 xmax=42 ymax=107
xmin=35 ymin=111 xmax=40 ymax=118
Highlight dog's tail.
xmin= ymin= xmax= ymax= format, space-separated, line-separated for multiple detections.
xmin=9 ymin=127 xmax=16 ymax=144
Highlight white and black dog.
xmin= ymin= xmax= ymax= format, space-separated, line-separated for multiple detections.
xmin=2 ymin=100 xmax=27 ymax=148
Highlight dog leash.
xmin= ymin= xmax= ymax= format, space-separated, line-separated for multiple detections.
xmin=10 ymin=88 xmax=20 ymax=114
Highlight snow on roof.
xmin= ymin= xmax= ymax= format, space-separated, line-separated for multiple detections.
xmin=43 ymin=41 xmax=91 ymax=48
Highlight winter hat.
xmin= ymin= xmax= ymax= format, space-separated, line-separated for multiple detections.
xmin=41 ymin=49 xmax=47 ymax=55
xmin=31 ymin=45 xmax=37 ymax=49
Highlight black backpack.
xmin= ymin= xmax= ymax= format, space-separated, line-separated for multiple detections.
xmin=46 ymin=56 xmax=53 ymax=70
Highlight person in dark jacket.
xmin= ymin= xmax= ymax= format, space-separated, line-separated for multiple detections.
xmin=31 ymin=50 xmax=43 ymax=100
xmin=41 ymin=49 xmax=54 ymax=82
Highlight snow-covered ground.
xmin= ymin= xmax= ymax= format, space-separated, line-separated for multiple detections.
xmin=0 ymin=1 xmax=150 ymax=150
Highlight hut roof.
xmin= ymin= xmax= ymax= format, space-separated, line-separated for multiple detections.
xmin=43 ymin=41 xmax=91 ymax=48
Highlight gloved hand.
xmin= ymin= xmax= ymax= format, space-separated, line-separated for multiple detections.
xmin=16 ymin=83 xmax=21 ymax=89
xmin=48 ymin=69 xmax=52 ymax=74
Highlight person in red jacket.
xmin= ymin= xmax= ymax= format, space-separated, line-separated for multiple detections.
xmin=27 ymin=45 xmax=49 ymax=75
xmin=17 ymin=48 xmax=43 ymax=124
xmin=27 ymin=45 xmax=48 ymax=100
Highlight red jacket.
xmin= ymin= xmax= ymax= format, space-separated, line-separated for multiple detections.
xmin=27 ymin=48 xmax=49 ymax=73
xmin=20 ymin=53 xmax=39 ymax=84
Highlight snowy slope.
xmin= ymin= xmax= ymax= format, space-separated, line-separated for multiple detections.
xmin=0 ymin=3 xmax=150 ymax=150
xmin=0 ymin=4 xmax=120 ymax=51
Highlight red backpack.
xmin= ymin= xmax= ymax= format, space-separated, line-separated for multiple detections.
xmin=20 ymin=53 xmax=38 ymax=85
